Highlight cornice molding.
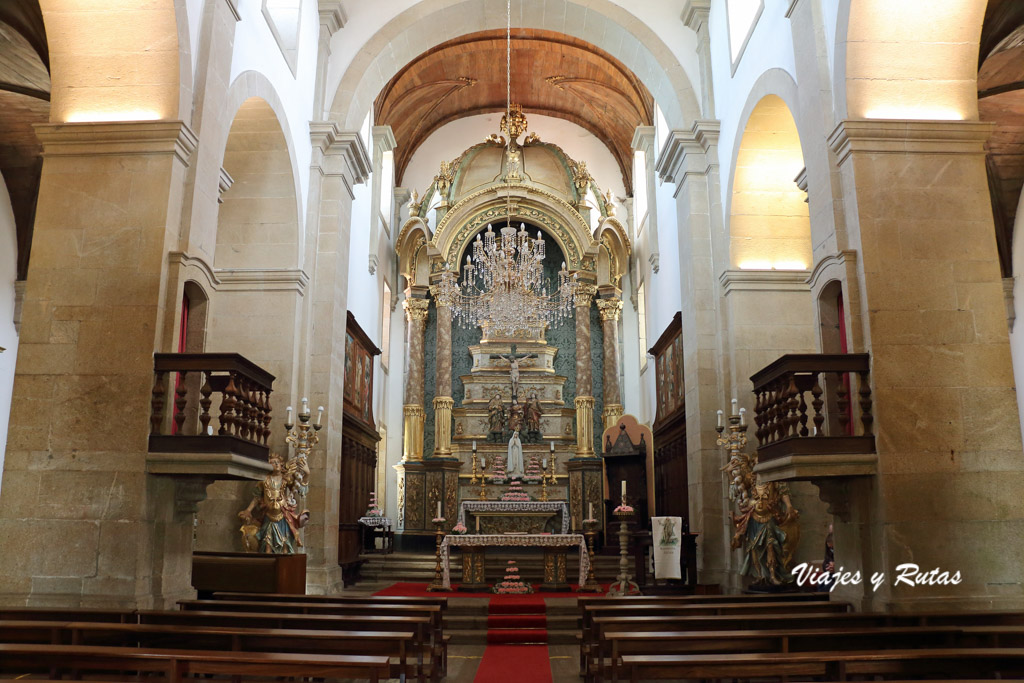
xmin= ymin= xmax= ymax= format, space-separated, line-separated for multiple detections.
xmin=655 ymin=120 xmax=721 ymax=184
xmin=828 ymin=119 xmax=993 ymax=166
xmin=35 ymin=121 xmax=198 ymax=166
xmin=318 ymin=0 xmax=346 ymax=35
xmin=168 ymin=251 xmax=309 ymax=294
xmin=681 ymin=0 xmax=711 ymax=32
xmin=217 ymin=167 xmax=234 ymax=203
xmin=631 ymin=125 xmax=656 ymax=153
xmin=720 ymin=269 xmax=811 ymax=295
xmin=807 ymin=250 xmax=857 ymax=292
xmin=309 ymin=122 xmax=371 ymax=184
xmin=372 ymin=125 xmax=397 ymax=154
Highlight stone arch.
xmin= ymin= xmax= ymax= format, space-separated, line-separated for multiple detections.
xmin=594 ymin=217 xmax=630 ymax=288
xmin=214 ymin=96 xmax=301 ymax=270
xmin=327 ymin=0 xmax=701 ymax=134
xmin=726 ymin=85 xmax=811 ymax=271
xmin=396 ymin=217 xmax=432 ymax=289
xmin=837 ymin=0 xmax=986 ymax=120
xmin=39 ymin=0 xmax=185 ymax=122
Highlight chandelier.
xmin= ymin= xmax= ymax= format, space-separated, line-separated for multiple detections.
xmin=433 ymin=0 xmax=578 ymax=333
xmin=435 ymin=223 xmax=578 ymax=331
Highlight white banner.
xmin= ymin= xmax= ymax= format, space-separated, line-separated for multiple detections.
xmin=652 ymin=516 xmax=682 ymax=580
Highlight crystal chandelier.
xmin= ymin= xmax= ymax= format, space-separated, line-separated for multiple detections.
xmin=433 ymin=0 xmax=578 ymax=333
xmin=435 ymin=223 xmax=578 ymax=331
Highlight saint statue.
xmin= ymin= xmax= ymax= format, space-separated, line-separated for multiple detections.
xmin=524 ymin=390 xmax=543 ymax=435
xmin=507 ymin=430 xmax=524 ymax=477
xmin=239 ymin=453 xmax=310 ymax=554
xmin=487 ymin=393 xmax=506 ymax=442
xmin=508 ymin=396 xmax=524 ymax=433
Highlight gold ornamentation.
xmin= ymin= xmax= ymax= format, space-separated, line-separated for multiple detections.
xmin=575 ymin=283 xmax=598 ymax=307
xmin=500 ymin=103 xmax=528 ymax=141
xmin=403 ymin=297 xmax=430 ymax=322
xmin=596 ymin=298 xmax=624 ymax=322
xmin=486 ymin=133 xmax=506 ymax=146
xmin=604 ymin=189 xmax=616 ymax=216
xmin=523 ymin=132 xmax=541 ymax=145
xmin=568 ymin=159 xmax=592 ymax=194
xmin=435 ymin=159 xmax=456 ymax=205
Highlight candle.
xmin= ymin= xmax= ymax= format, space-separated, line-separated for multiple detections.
xmin=481 ymin=457 xmax=486 ymax=469
xmin=472 ymin=440 xmax=477 ymax=451
xmin=436 ymin=501 xmax=442 ymax=518
xmin=621 ymin=480 xmax=626 ymax=497
xmin=731 ymin=398 xmax=737 ymax=415
xmin=316 ymin=405 xmax=324 ymax=427
xmin=588 ymin=502 xmax=593 ymax=519
xmin=542 ymin=457 xmax=548 ymax=469
xmin=550 ymin=441 xmax=554 ymax=452
xmin=739 ymin=407 xmax=745 ymax=426
xmin=716 ymin=409 xmax=723 ymax=428
xmin=476 ymin=517 xmax=480 ymax=533
xmin=286 ymin=406 xmax=293 ymax=425
xmin=302 ymin=397 xmax=309 ymax=414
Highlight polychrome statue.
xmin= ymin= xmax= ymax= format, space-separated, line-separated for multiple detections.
xmin=239 ymin=453 xmax=310 ymax=554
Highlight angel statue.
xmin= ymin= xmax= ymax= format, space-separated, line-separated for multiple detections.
xmin=239 ymin=453 xmax=310 ymax=554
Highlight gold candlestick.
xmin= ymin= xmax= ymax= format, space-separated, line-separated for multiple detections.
xmin=477 ymin=457 xmax=488 ymax=501
xmin=540 ymin=455 xmax=556 ymax=501
xmin=426 ymin=517 xmax=447 ymax=592
xmin=470 ymin=447 xmax=480 ymax=485
xmin=580 ymin=517 xmax=602 ymax=592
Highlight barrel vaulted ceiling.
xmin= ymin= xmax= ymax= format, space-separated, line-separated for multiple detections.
xmin=373 ymin=29 xmax=654 ymax=195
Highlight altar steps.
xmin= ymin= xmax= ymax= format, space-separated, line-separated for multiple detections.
xmin=357 ymin=551 xmax=620 ymax=584
xmin=447 ymin=598 xmax=578 ymax=644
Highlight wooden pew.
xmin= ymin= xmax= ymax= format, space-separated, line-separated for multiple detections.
xmin=579 ymin=600 xmax=849 ymax=673
xmin=0 ymin=607 xmax=133 ymax=622
xmin=0 ymin=642 xmax=390 ymax=682
xmin=620 ymin=647 xmax=1024 ymax=682
xmin=210 ymin=591 xmax=448 ymax=610
xmin=601 ymin=625 xmax=1024 ymax=683
xmin=0 ymin=620 xmax=419 ymax=682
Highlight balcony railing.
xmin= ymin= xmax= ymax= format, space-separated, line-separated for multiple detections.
xmin=149 ymin=353 xmax=276 ymax=462
xmin=751 ymin=353 xmax=875 ymax=466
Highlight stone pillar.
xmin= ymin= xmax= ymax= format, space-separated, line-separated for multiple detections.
xmin=402 ymin=294 xmax=429 ymax=461
xmin=681 ymin=0 xmax=715 ymax=118
xmin=655 ymin=121 xmax=731 ymax=586
xmin=574 ymin=284 xmax=597 ymax=457
xmin=0 ymin=121 xmax=198 ymax=608
xmin=303 ymin=124 xmax=371 ymax=594
xmin=827 ymin=119 xmax=1024 ymax=611
xmin=597 ymin=296 xmax=624 ymax=430
xmin=431 ymin=298 xmax=454 ymax=457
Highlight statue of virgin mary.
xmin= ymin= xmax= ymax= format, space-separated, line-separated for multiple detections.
xmin=507 ymin=430 xmax=525 ymax=477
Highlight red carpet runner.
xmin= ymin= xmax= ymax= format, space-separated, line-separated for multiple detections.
xmin=474 ymin=595 xmax=551 ymax=682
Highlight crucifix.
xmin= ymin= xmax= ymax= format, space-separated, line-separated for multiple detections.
xmin=491 ymin=344 xmax=536 ymax=399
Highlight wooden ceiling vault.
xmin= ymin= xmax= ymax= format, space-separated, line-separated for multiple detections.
xmin=373 ymin=29 xmax=654 ymax=195
xmin=980 ymin=0 xmax=1024 ymax=277
xmin=0 ymin=0 xmax=49 ymax=281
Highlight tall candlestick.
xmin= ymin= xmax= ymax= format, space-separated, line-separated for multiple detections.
xmin=621 ymin=480 xmax=626 ymax=497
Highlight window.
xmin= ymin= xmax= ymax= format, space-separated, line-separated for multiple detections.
xmin=262 ymin=0 xmax=303 ymax=75
xmin=633 ymin=150 xmax=648 ymax=237
xmin=637 ymin=282 xmax=648 ymax=372
xmin=379 ymin=151 xmax=394 ymax=237
xmin=380 ymin=281 xmax=392 ymax=372
xmin=726 ymin=0 xmax=764 ymax=69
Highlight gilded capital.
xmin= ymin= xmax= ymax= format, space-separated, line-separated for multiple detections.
xmin=596 ymin=298 xmax=624 ymax=321
xmin=575 ymin=283 xmax=598 ymax=308
xmin=403 ymin=297 xmax=430 ymax=322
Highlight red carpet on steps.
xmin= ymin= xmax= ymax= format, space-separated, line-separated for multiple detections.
xmin=474 ymin=644 xmax=552 ymax=682
xmin=486 ymin=594 xmax=546 ymax=644
xmin=373 ymin=581 xmax=605 ymax=597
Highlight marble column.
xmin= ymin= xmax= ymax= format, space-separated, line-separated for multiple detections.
xmin=574 ymin=284 xmax=597 ymax=457
xmin=597 ymin=297 xmax=624 ymax=430
xmin=402 ymin=294 xmax=430 ymax=461
xmin=431 ymin=298 xmax=454 ymax=457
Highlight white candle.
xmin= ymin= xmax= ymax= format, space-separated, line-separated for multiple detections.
xmin=302 ymin=397 xmax=309 ymax=414
xmin=436 ymin=501 xmax=441 ymax=518
xmin=550 ymin=441 xmax=555 ymax=452
xmin=481 ymin=457 xmax=487 ymax=469
xmin=716 ymin=410 xmax=723 ymax=428
xmin=316 ymin=406 xmax=324 ymax=427
xmin=476 ymin=517 xmax=480 ymax=533
xmin=621 ymin=480 xmax=626 ymax=497
xmin=731 ymin=398 xmax=737 ymax=415
xmin=542 ymin=457 xmax=548 ymax=469
xmin=589 ymin=502 xmax=593 ymax=519
xmin=739 ymin=407 xmax=745 ymax=426
xmin=472 ymin=440 xmax=477 ymax=451
xmin=286 ymin=406 xmax=293 ymax=424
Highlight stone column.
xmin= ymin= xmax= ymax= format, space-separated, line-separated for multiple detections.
xmin=0 ymin=121 xmax=198 ymax=608
xmin=574 ymin=284 xmax=597 ymax=457
xmin=681 ymin=0 xmax=715 ymax=118
xmin=597 ymin=296 xmax=624 ymax=430
xmin=655 ymin=121 xmax=731 ymax=586
xmin=303 ymin=124 xmax=371 ymax=594
xmin=431 ymin=297 xmax=454 ymax=457
xmin=402 ymin=294 xmax=430 ymax=461
xmin=827 ymin=119 xmax=1024 ymax=611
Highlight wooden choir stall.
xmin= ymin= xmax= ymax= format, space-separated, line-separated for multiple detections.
xmin=338 ymin=312 xmax=383 ymax=583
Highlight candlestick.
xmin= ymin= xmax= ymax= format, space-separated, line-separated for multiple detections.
xmin=542 ymin=457 xmax=548 ymax=469
xmin=315 ymin=406 xmax=324 ymax=427
xmin=475 ymin=516 xmax=480 ymax=533
xmin=302 ymin=397 xmax=309 ymax=415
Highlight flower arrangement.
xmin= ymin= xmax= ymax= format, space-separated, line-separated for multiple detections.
xmin=365 ymin=491 xmax=383 ymax=517
xmin=523 ymin=456 xmax=543 ymax=484
xmin=493 ymin=559 xmax=533 ymax=594
xmin=451 ymin=522 xmax=467 ymax=534
xmin=432 ymin=517 xmax=446 ymax=523
xmin=613 ymin=504 xmax=634 ymax=514
xmin=501 ymin=476 xmax=531 ymax=502
xmin=491 ymin=455 xmax=508 ymax=485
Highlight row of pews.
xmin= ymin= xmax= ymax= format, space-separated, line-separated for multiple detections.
xmin=578 ymin=593 xmax=1024 ymax=682
xmin=0 ymin=590 xmax=449 ymax=682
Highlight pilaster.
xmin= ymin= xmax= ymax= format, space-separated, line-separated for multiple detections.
xmin=681 ymin=0 xmax=715 ymax=118
xmin=631 ymin=126 xmax=659 ymax=272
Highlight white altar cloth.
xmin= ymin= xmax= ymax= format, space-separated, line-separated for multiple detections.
xmin=440 ymin=533 xmax=588 ymax=590
xmin=457 ymin=500 xmax=570 ymax=534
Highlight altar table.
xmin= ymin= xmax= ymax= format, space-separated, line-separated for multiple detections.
xmin=457 ymin=501 xmax=570 ymax=534
xmin=439 ymin=533 xmax=588 ymax=591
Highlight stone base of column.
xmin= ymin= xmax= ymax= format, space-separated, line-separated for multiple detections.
xmin=567 ymin=458 xmax=604 ymax=537
xmin=304 ymin=562 xmax=344 ymax=596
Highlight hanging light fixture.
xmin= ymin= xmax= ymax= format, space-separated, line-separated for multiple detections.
xmin=433 ymin=0 xmax=578 ymax=333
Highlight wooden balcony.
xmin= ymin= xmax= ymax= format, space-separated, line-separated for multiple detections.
xmin=750 ymin=353 xmax=877 ymax=483
xmin=147 ymin=353 xmax=276 ymax=480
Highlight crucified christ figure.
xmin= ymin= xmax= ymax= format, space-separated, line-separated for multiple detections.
xmin=491 ymin=344 xmax=537 ymax=399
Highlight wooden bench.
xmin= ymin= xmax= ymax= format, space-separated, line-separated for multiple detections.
xmin=0 ymin=642 xmax=390 ymax=682
xmin=600 ymin=624 xmax=1024 ymax=683
xmin=619 ymin=647 xmax=1024 ymax=682
xmin=0 ymin=620 xmax=420 ymax=682
xmin=210 ymin=591 xmax=448 ymax=610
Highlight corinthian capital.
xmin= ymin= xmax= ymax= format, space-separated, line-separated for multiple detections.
xmin=596 ymin=298 xmax=624 ymax=322
xmin=575 ymin=283 xmax=598 ymax=308
xmin=403 ymin=297 xmax=430 ymax=322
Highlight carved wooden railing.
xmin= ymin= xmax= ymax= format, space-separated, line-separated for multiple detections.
xmin=149 ymin=353 xmax=276 ymax=461
xmin=750 ymin=353 xmax=875 ymax=463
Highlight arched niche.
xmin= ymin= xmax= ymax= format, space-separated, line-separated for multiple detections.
xmin=396 ymin=217 xmax=432 ymax=290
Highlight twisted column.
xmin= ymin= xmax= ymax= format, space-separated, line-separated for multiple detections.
xmin=574 ymin=284 xmax=597 ymax=456
xmin=597 ymin=297 xmax=624 ymax=430
xmin=402 ymin=295 xmax=430 ymax=461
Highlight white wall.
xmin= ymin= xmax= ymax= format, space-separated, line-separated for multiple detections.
xmin=401 ymin=113 xmax=627 ymax=201
xmin=0 ymin=177 xmax=19 ymax=500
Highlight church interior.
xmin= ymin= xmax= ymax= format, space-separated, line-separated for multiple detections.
xmin=2 ymin=0 xmax=1024 ymax=680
